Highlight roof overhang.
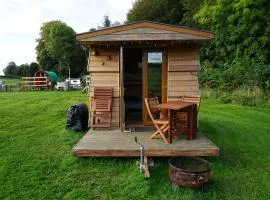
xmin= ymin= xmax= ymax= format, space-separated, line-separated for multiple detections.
xmin=76 ymin=21 xmax=214 ymax=46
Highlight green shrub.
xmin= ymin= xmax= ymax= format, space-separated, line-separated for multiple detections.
xmin=231 ymin=87 xmax=264 ymax=107
xmin=201 ymin=87 xmax=269 ymax=107
xmin=199 ymin=58 xmax=270 ymax=93
xmin=218 ymin=95 xmax=232 ymax=104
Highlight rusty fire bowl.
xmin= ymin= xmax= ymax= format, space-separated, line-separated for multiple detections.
xmin=169 ymin=156 xmax=211 ymax=189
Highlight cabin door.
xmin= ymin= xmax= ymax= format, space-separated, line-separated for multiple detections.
xmin=142 ymin=50 xmax=167 ymax=126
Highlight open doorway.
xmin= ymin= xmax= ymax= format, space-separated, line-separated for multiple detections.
xmin=124 ymin=48 xmax=143 ymax=128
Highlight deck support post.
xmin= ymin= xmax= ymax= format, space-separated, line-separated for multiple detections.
xmin=143 ymin=156 xmax=150 ymax=179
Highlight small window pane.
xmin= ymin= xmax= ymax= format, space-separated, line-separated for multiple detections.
xmin=148 ymin=52 xmax=162 ymax=64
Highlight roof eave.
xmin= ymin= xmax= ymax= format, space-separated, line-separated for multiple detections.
xmin=76 ymin=21 xmax=214 ymax=41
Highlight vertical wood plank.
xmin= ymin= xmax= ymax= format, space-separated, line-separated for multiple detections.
xmin=119 ymin=46 xmax=124 ymax=130
xmin=142 ymin=50 xmax=148 ymax=125
xmin=162 ymin=50 xmax=168 ymax=103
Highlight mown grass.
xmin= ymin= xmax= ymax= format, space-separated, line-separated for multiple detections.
xmin=0 ymin=91 xmax=269 ymax=199
xmin=0 ymin=76 xmax=20 ymax=86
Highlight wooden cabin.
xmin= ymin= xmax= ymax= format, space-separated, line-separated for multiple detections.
xmin=73 ymin=21 xmax=219 ymax=158
xmin=76 ymin=21 xmax=214 ymax=130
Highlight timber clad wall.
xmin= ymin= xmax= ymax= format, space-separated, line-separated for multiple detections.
xmin=88 ymin=48 xmax=120 ymax=127
xmin=167 ymin=44 xmax=200 ymax=101
xmin=88 ymin=44 xmax=200 ymax=127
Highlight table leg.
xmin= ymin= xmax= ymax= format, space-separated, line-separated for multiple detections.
xmin=187 ymin=107 xmax=191 ymax=140
xmin=193 ymin=104 xmax=197 ymax=139
xmin=188 ymin=105 xmax=197 ymax=140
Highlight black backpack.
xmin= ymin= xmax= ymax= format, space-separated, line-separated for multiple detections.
xmin=65 ymin=103 xmax=89 ymax=132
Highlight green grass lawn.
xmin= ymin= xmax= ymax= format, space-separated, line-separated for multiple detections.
xmin=0 ymin=91 xmax=269 ymax=199
xmin=0 ymin=76 xmax=20 ymax=85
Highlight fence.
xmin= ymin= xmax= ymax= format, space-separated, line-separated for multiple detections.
xmin=20 ymin=77 xmax=48 ymax=90
xmin=0 ymin=85 xmax=20 ymax=92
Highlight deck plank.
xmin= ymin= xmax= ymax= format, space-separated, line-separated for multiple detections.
xmin=72 ymin=130 xmax=219 ymax=157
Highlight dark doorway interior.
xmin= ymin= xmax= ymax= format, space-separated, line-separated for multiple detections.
xmin=124 ymin=48 xmax=143 ymax=128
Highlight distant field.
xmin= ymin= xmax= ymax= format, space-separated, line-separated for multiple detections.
xmin=0 ymin=76 xmax=20 ymax=85
xmin=0 ymin=91 xmax=269 ymax=199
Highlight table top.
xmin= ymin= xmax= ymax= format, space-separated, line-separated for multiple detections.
xmin=152 ymin=101 xmax=195 ymax=110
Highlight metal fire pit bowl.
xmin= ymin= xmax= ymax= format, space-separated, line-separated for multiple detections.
xmin=169 ymin=156 xmax=211 ymax=189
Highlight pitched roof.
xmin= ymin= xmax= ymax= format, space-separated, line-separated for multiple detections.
xmin=76 ymin=21 xmax=214 ymax=43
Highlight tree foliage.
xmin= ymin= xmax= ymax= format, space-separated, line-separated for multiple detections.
xmin=3 ymin=62 xmax=40 ymax=77
xmin=29 ymin=62 xmax=40 ymax=76
xmin=3 ymin=62 xmax=17 ymax=76
xmin=36 ymin=20 xmax=87 ymax=78
xmin=196 ymin=0 xmax=270 ymax=66
xmin=103 ymin=15 xmax=111 ymax=28
xmin=127 ymin=0 xmax=184 ymax=24
xmin=127 ymin=0 xmax=270 ymax=92
xmin=36 ymin=21 xmax=61 ymax=73
xmin=181 ymin=0 xmax=203 ymax=27
xmin=196 ymin=0 xmax=270 ymax=91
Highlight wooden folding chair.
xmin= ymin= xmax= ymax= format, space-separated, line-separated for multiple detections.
xmin=176 ymin=94 xmax=201 ymax=134
xmin=145 ymin=98 xmax=169 ymax=144
xmin=148 ymin=97 xmax=168 ymax=120
xmin=92 ymin=87 xmax=113 ymax=129
xmin=179 ymin=94 xmax=201 ymax=113
xmin=94 ymin=87 xmax=113 ymax=99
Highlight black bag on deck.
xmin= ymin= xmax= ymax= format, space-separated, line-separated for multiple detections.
xmin=65 ymin=103 xmax=89 ymax=132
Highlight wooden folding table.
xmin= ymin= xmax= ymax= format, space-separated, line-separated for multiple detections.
xmin=153 ymin=101 xmax=197 ymax=144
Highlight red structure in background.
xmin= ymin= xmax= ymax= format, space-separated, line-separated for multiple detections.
xmin=34 ymin=70 xmax=49 ymax=88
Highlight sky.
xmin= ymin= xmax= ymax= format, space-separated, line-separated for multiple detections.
xmin=0 ymin=0 xmax=135 ymax=75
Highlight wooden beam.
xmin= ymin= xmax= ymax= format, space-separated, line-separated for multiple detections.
xmin=82 ymin=40 xmax=201 ymax=47
xmin=76 ymin=21 xmax=214 ymax=40
xmin=81 ymin=33 xmax=207 ymax=42
xmin=72 ymin=131 xmax=220 ymax=157
xmin=73 ymin=149 xmax=220 ymax=157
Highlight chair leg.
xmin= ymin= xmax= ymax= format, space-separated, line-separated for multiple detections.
xmin=159 ymin=130 xmax=169 ymax=144
xmin=150 ymin=124 xmax=170 ymax=144
xmin=150 ymin=124 xmax=167 ymax=139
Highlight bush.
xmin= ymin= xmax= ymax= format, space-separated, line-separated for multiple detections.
xmin=231 ymin=87 xmax=264 ymax=107
xmin=199 ymin=58 xmax=270 ymax=93
xmin=218 ymin=95 xmax=232 ymax=104
xmin=202 ymin=87 xmax=269 ymax=107
xmin=199 ymin=61 xmax=221 ymax=88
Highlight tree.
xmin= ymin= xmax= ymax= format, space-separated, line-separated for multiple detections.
xmin=127 ymin=0 xmax=184 ymax=25
xmin=103 ymin=15 xmax=111 ymax=27
xmin=195 ymin=0 xmax=270 ymax=90
xmin=29 ymin=62 xmax=40 ymax=76
xmin=126 ymin=0 xmax=270 ymax=91
xmin=15 ymin=64 xmax=30 ymax=77
xmin=182 ymin=0 xmax=204 ymax=27
xmin=111 ymin=21 xmax=121 ymax=27
xmin=45 ymin=22 xmax=76 ymax=76
xmin=36 ymin=20 xmax=87 ymax=78
xmin=194 ymin=0 xmax=270 ymax=65
xmin=69 ymin=44 xmax=88 ymax=77
xmin=89 ymin=27 xmax=97 ymax=31
xmin=36 ymin=21 xmax=60 ymax=72
xmin=3 ymin=62 xmax=17 ymax=76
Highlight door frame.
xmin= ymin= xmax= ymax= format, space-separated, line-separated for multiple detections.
xmin=142 ymin=49 xmax=168 ymax=126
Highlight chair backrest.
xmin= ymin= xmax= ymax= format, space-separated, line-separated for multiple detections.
xmin=144 ymin=98 xmax=157 ymax=122
xmin=94 ymin=87 xmax=113 ymax=99
xmin=148 ymin=97 xmax=160 ymax=115
xmin=180 ymin=94 xmax=201 ymax=112
xmin=93 ymin=98 xmax=112 ymax=112
xmin=148 ymin=97 xmax=168 ymax=119
xmin=92 ymin=87 xmax=113 ymax=111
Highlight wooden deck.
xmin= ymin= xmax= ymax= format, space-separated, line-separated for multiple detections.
xmin=72 ymin=130 xmax=219 ymax=157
